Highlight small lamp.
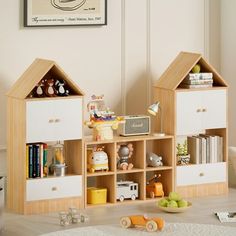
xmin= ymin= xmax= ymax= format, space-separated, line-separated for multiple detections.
xmin=148 ymin=101 xmax=165 ymax=136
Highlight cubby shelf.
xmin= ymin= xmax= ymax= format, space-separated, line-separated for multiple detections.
xmin=84 ymin=134 xmax=174 ymax=208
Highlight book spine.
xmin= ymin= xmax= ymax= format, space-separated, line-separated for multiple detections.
xmin=26 ymin=145 xmax=29 ymax=179
xmin=35 ymin=144 xmax=40 ymax=178
xmin=40 ymin=144 xmax=44 ymax=178
xmin=188 ymin=72 xmax=213 ymax=80
xmin=28 ymin=144 xmax=33 ymax=178
xmin=43 ymin=143 xmax=48 ymax=177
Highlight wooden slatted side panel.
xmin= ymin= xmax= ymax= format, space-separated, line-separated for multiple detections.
xmin=7 ymin=98 xmax=26 ymax=213
xmin=25 ymin=197 xmax=83 ymax=215
xmin=153 ymin=87 xmax=176 ymax=135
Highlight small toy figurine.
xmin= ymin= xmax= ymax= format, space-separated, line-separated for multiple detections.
xmin=146 ymin=174 xmax=164 ymax=198
xmin=55 ymin=79 xmax=69 ymax=96
xmin=87 ymin=146 xmax=109 ymax=173
xmin=44 ymin=78 xmax=56 ymax=97
xmin=59 ymin=208 xmax=89 ymax=226
xmin=117 ymin=144 xmax=134 ymax=170
xmin=85 ymin=95 xmax=125 ymax=141
xmin=120 ymin=215 xmax=165 ymax=232
xmin=146 ymin=153 xmax=163 ymax=167
xmin=34 ymin=79 xmax=45 ymax=97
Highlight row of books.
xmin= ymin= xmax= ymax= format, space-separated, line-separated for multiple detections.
xmin=180 ymin=73 xmax=213 ymax=88
xmin=187 ymin=134 xmax=223 ymax=164
xmin=26 ymin=143 xmax=48 ymax=179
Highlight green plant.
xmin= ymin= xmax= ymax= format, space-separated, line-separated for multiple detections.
xmin=176 ymin=140 xmax=188 ymax=156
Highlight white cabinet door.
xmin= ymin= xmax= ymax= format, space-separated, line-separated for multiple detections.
xmin=26 ymin=98 xmax=82 ymax=143
xmin=201 ymin=90 xmax=226 ymax=129
xmin=26 ymin=175 xmax=82 ymax=201
xmin=176 ymin=91 xmax=202 ymax=135
xmin=176 ymin=89 xmax=226 ymax=135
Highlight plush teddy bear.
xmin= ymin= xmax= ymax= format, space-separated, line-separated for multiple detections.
xmin=44 ymin=78 xmax=56 ymax=97
xmin=34 ymin=79 xmax=45 ymax=97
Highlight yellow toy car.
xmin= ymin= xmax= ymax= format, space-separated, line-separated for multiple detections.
xmin=120 ymin=215 xmax=164 ymax=232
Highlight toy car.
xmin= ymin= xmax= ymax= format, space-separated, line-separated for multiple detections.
xmin=116 ymin=181 xmax=138 ymax=201
xmin=120 ymin=215 xmax=164 ymax=232
xmin=146 ymin=174 xmax=164 ymax=198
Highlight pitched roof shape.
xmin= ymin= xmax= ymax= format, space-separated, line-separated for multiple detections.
xmin=7 ymin=58 xmax=84 ymax=99
xmin=155 ymin=51 xmax=228 ymax=90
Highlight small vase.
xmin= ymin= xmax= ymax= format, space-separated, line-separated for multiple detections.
xmin=177 ymin=154 xmax=190 ymax=165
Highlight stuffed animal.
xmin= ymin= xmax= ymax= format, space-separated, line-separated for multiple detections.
xmin=146 ymin=153 xmax=163 ymax=167
xmin=34 ymin=79 xmax=45 ymax=97
xmin=44 ymin=78 xmax=56 ymax=97
xmin=117 ymin=143 xmax=134 ymax=170
xmin=55 ymin=79 xmax=69 ymax=96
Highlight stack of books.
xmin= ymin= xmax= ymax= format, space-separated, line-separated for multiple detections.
xmin=26 ymin=143 xmax=48 ymax=179
xmin=180 ymin=72 xmax=213 ymax=88
xmin=187 ymin=134 xmax=223 ymax=164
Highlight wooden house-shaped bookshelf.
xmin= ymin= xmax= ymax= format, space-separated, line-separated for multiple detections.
xmin=153 ymin=51 xmax=228 ymax=197
xmin=7 ymin=58 xmax=85 ymax=214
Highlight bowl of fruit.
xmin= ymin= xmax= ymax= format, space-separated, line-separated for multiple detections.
xmin=157 ymin=192 xmax=192 ymax=213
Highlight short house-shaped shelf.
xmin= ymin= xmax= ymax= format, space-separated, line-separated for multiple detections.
xmin=6 ymin=58 xmax=85 ymax=214
xmin=155 ymin=51 xmax=228 ymax=90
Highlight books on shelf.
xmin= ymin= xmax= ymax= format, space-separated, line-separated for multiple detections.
xmin=187 ymin=134 xmax=223 ymax=164
xmin=26 ymin=143 xmax=48 ymax=179
xmin=180 ymin=72 xmax=213 ymax=88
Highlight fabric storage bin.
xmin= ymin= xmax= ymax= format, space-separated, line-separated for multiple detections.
xmin=87 ymin=187 xmax=107 ymax=204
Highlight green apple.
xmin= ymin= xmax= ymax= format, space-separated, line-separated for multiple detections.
xmin=158 ymin=198 xmax=168 ymax=207
xmin=178 ymin=199 xmax=188 ymax=208
xmin=168 ymin=192 xmax=182 ymax=201
xmin=192 ymin=64 xmax=201 ymax=73
xmin=167 ymin=200 xmax=178 ymax=208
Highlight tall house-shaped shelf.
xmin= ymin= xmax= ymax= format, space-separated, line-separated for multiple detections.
xmin=7 ymin=58 xmax=85 ymax=214
xmin=153 ymin=51 xmax=228 ymax=197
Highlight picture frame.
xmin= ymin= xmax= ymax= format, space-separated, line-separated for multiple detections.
xmin=24 ymin=0 xmax=107 ymax=27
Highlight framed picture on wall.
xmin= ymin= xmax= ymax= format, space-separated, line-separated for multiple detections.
xmin=24 ymin=0 xmax=107 ymax=27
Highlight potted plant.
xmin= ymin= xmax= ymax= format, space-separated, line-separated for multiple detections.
xmin=176 ymin=140 xmax=190 ymax=165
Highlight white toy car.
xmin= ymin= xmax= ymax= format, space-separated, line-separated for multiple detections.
xmin=116 ymin=181 xmax=138 ymax=202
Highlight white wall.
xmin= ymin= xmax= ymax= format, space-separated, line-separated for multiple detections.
xmin=221 ymin=0 xmax=236 ymax=146
xmin=0 ymin=0 xmax=207 ymax=175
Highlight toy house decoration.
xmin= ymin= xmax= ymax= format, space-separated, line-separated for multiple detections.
xmin=85 ymin=95 xmax=125 ymax=141
xmin=7 ymin=58 xmax=85 ymax=214
xmin=154 ymin=51 xmax=228 ymax=197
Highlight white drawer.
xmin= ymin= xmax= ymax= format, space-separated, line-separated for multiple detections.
xmin=26 ymin=175 xmax=82 ymax=201
xmin=176 ymin=162 xmax=226 ymax=186
xmin=26 ymin=98 xmax=82 ymax=143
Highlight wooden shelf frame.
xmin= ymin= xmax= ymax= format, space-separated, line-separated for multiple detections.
xmin=84 ymin=135 xmax=174 ymax=208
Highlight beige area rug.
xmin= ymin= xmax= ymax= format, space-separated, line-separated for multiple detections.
xmin=40 ymin=223 xmax=236 ymax=236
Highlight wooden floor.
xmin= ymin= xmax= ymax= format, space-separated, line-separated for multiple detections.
xmin=2 ymin=188 xmax=236 ymax=236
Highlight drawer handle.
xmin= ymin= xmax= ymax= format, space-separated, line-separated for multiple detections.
xmin=0 ymin=188 xmax=3 ymax=191
xmin=54 ymin=119 xmax=61 ymax=123
xmin=196 ymin=108 xmax=202 ymax=113
xmin=202 ymin=108 xmax=207 ymax=112
xmin=199 ymin=172 xmax=204 ymax=177
xmin=48 ymin=119 xmax=54 ymax=123
xmin=51 ymin=187 xmax=58 ymax=191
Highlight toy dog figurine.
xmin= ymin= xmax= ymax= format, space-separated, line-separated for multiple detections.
xmin=55 ymin=79 xmax=69 ymax=96
xmin=117 ymin=143 xmax=134 ymax=170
